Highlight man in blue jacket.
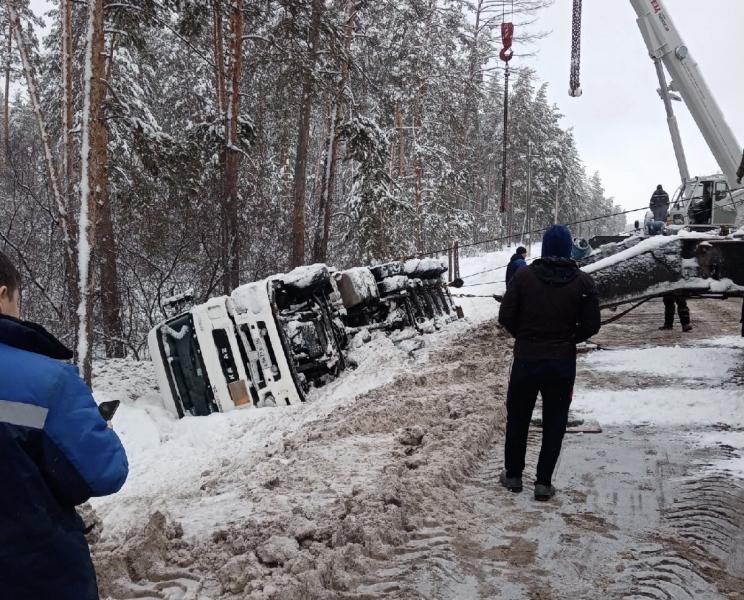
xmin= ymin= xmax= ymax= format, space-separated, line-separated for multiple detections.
xmin=0 ymin=251 xmax=129 ymax=600
xmin=505 ymin=246 xmax=528 ymax=286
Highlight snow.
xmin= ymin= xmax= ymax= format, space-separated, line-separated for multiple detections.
xmin=89 ymin=321 xmax=471 ymax=539
xmin=572 ymin=387 xmax=743 ymax=427
xmin=378 ymin=274 xmax=408 ymax=294
xmin=279 ymin=263 xmax=329 ymax=290
xmin=582 ymin=345 xmax=743 ymax=381
xmin=449 ymin=245 xmax=541 ymax=323
xmin=581 ymin=234 xmax=676 ymax=274
xmin=403 ymin=257 xmax=446 ymax=276
xmin=336 ymin=266 xmax=378 ymax=307
xmin=698 ymin=335 xmax=744 ymax=348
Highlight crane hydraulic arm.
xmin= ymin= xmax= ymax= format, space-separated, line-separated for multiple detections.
xmin=629 ymin=0 xmax=742 ymax=191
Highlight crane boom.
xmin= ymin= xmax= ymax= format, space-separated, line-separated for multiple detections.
xmin=630 ymin=0 xmax=742 ymax=190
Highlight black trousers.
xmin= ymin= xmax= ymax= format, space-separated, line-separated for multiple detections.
xmin=663 ymin=295 xmax=690 ymax=326
xmin=504 ymin=358 xmax=576 ymax=486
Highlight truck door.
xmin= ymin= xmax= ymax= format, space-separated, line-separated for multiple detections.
xmin=711 ymin=180 xmax=737 ymax=226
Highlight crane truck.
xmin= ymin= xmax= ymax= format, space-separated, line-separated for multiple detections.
xmin=567 ymin=0 xmax=744 ymax=309
xmin=627 ymin=0 xmax=743 ymax=228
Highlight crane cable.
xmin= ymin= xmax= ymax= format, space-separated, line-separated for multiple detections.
xmin=499 ymin=1 xmax=514 ymax=213
xmin=569 ymin=0 xmax=583 ymax=97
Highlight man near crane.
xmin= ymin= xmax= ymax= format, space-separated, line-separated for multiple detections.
xmin=649 ymin=184 xmax=670 ymax=222
xmin=648 ymin=184 xmax=694 ymax=332
xmin=497 ymin=225 xmax=601 ymax=501
xmin=737 ymin=148 xmax=744 ymax=184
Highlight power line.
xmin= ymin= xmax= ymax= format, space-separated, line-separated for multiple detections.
xmin=412 ymin=194 xmax=744 ymax=261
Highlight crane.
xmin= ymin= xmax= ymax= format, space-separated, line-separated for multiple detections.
xmin=570 ymin=0 xmax=744 ymax=228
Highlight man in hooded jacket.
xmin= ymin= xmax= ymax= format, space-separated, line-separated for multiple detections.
xmin=649 ymin=184 xmax=670 ymax=222
xmin=0 ymin=250 xmax=128 ymax=599
xmin=497 ymin=225 xmax=600 ymax=501
xmin=505 ymin=246 xmax=528 ymax=286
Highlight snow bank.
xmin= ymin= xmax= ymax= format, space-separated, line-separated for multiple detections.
xmin=91 ymin=319 xmax=510 ymax=599
xmin=572 ymin=387 xmax=743 ymax=427
xmin=582 ymin=345 xmax=743 ymax=381
xmin=90 ymin=320 xmax=475 ymax=540
xmin=698 ymin=335 xmax=744 ymax=348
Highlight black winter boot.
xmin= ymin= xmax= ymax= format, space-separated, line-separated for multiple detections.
xmin=500 ymin=470 xmax=523 ymax=493
xmin=534 ymin=483 xmax=556 ymax=501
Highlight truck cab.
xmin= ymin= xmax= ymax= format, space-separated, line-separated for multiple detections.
xmin=668 ymin=175 xmax=740 ymax=229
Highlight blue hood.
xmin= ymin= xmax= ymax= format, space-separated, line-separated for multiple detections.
xmin=541 ymin=225 xmax=573 ymax=259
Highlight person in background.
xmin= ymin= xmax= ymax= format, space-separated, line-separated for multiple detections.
xmin=0 ymin=250 xmax=128 ymax=600
xmin=736 ymin=148 xmax=743 ymax=184
xmin=505 ymin=246 xmax=528 ymax=286
xmin=497 ymin=225 xmax=601 ymax=501
xmin=659 ymin=294 xmax=692 ymax=332
xmin=649 ymin=184 xmax=670 ymax=222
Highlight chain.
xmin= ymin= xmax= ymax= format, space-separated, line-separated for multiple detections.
xmin=569 ymin=0 xmax=582 ymax=97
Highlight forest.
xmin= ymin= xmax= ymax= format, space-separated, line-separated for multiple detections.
xmin=0 ymin=0 xmax=625 ymax=374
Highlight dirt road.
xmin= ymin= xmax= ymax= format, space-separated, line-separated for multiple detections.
xmin=346 ymin=298 xmax=744 ymax=599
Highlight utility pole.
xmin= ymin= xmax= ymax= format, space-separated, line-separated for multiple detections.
xmin=508 ymin=178 xmax=514 ymax=245
xmin=554 ymin=186 xmax=559 ymax=224
xmin=526 ymin=141 xmax=533 ymax=248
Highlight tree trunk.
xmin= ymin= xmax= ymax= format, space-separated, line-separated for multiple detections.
xmin=222 ymin=0 xmax=244 ymax=292
xmin=61 ymin=0 xmax=73 ymax=192
xmin=290 ymin=0 xmax=323 ymax=268
xmin=76 ymin=0 xmax=106 ymax=383
xmin=3 ymin=18 xmax=10 ymax=161
xmin=212 ymin=0 xmax=229 ymax=292
xmin=395 ymin=102 xmax=405 ymax=177
xmin=7 ymin=0 xmax=78 ymax=335
xmin=98 ymin=188 xmax=125 ymax=357
xmin=311 ymin=0 xmax=354 ymax=264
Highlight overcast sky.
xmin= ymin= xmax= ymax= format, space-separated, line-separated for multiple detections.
xmin=28 ymin=0 xmax=744 ymax=217
xmin=521 ymin=0 xmax=744 ymax=215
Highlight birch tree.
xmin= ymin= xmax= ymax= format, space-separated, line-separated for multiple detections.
xmin=77 ymin=0 xmax=106 ymax=382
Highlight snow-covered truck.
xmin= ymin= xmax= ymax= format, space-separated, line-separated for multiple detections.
xmin=149 ymin=259 xmax=457 ymax=418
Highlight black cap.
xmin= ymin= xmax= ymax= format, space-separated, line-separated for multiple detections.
xmin=657 ymin=184 xmax=663 ymax=190
xmin=516 ymin=246 xmax=527 ymax=255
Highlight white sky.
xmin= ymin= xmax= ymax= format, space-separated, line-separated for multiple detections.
xmin=521 ymin=0 xmax=744 ymax=213
xmin=28 ymin=0 xmax=744 ymax=215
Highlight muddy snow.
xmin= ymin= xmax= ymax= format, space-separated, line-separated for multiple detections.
xmin=89 ymin=291 xmax=744 ymax=600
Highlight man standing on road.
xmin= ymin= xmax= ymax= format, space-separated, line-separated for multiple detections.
xmin=649 ymin=184 xmax=670 ymax=222
xmin=659 ymin=294 xmax=692 ymax=332
xmin=0 ymin=251 xmax=129 ymax=600
xmin=505 ymin=246 xmax=528 ymax=286
xmin=497 ymin=225 xmax=601 ymax=501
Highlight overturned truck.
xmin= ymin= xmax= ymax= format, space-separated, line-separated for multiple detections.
xmin=149 ymin=260 xmax=458 ymax=418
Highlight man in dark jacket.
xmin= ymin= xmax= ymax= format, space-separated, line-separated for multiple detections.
xmin=0 ymin=251 xmax=129 ymax=600
xmin=649 ymin=184 xmax=670 ymax=222
xmin=737 ymin=148 xmax=744 ymax=184
xmin=660 ymin=294 xmax=692 ymax=332
xmin=505 ymin=246 xmax=528 ymax=286
xmin=497 ymin=225 xmax=600 ymax=501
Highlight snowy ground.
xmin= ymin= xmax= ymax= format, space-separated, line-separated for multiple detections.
xmin=452 ymin=244 xmax=539 ymax=323
xmin=90 ymin=312 xmax=509 ymax=599
xmin=338 ymin=298 xmax=744 ymax=599
xmin=88 ymin=253 xmax=744 ymax=600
